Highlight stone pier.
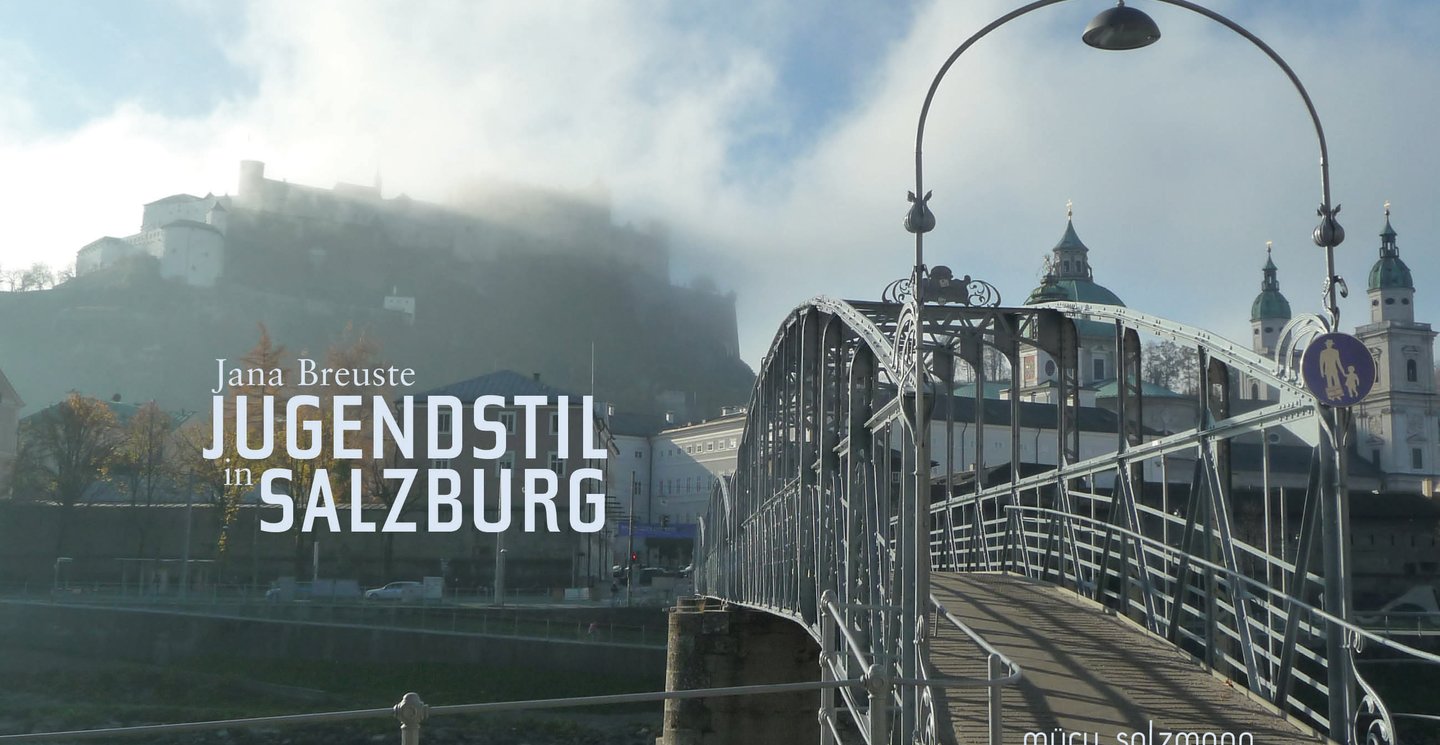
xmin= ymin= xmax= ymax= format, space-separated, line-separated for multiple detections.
xmin=658 ymin=597 xmax=820 ymax=745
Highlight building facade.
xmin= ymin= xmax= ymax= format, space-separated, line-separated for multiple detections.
xmin=411 ymin=370 xmax=613 ymax=589
xmin=1351 ymin=207 xmax=1439 ymax=491
xmin=1240 ymin=207 xmax=1439 ymax=492
xmin=0 ymin=369 xmax=23 ymax=494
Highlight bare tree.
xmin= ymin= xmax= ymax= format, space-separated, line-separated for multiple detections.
xmin=1143 ymin=340 xmax=1199 ymax=395
xmin=17 ymin=263 xmax=55 ymax=292
xmin=113 ymin=401 xmax=178 ymax=557
xmin=210 ymin=324 xmax=292 ymax=563
xmin=13 ymin=393 xmax=121 ymax=552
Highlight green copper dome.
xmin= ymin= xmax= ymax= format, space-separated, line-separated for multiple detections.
xmin=1250 ymin=249 xmax=1291 ymax=321
xmin=1370 ymin=258 xmax=1414 ymax=291
xmin=1368 ymin=211 xmax=1413 ymax=291
xmin=1026 ymin=211 xmax=1125 ymax=307
xmin=1251 ymin=293 xmax=1291 ymax=321
xmin=1025 ymin=278 xmax=1126 ymax=306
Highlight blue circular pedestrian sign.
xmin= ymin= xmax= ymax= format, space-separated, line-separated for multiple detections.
xmin=1300 ymin=332 xmax=1375 ymax=407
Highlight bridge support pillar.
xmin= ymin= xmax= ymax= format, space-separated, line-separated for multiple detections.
xmin=658 ymin=597 xmax=819 ymax=745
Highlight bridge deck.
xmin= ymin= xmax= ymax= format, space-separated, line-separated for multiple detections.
xmin=927 ymin=573 xmax=1321 ymax=745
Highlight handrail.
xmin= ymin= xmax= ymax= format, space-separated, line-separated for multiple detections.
xmin=1003 ymin=505 xmax=1440 ymax=666
xmin=930 ymin=594 xmax=1022 ymax=684
xmin=925 ymin=593 xmax=1022 ymax=745
xmin=822 ymin=594 xmax=879 ymax=676
xmin=0 ymin=682 xmax=862 ymax=743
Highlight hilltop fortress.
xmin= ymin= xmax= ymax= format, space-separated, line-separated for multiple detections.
xmin=76 ymin=159 xmax=672 ymax=295
xmin=30 ymin=160 xmax=747 ymax=420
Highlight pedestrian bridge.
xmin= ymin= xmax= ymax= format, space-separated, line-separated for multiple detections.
xmin=694 ymin=295 xmax=1440 ymax=745
xmin=930 ymin=572 xmax=1310 ymax=745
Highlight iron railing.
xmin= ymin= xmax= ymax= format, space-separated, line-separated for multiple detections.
xmin=695 ymin=296 xmax=1435 ymax=744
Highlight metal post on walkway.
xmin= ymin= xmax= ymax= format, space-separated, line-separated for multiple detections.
xmin=819 ymin=592 xmax=837 ymax=745
xmin=394 ymin=692 xmax=426 ymax=745
xmin=866 ymin=669 xmax=889 ymax=745
xmin=988 ymin=653 xmax=1004 ymax=745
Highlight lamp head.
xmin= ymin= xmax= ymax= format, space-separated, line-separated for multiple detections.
xmin=1083 ymin=1 xmax=1161 ymax=50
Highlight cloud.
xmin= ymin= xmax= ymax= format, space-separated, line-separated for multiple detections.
xmin=2 ymin=0 xmax=1438 ymax=369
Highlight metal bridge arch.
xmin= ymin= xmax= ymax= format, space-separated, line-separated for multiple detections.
xmin=696 ymin=297 xmax=1438 ymax=745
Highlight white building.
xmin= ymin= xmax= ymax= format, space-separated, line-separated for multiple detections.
xmin=1352 ymin=207 xmax=1439 ymax=491
xmin=1239 ymin=207 xmax=1439 ymax=493
xmin=1018 ymin=206 xmax=1127 ymax=401
xmin=75 ymin=194 xmax=227 ymax=287
xmin=649 ymin=410 xmax=746 ymax=526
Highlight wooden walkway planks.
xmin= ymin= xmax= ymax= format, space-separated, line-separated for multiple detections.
xmin=927 ymin=572 xmax=1322 ymax=745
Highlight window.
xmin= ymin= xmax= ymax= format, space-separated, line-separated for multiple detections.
xmin=499 ymin=453 xmax=515 ymax=470
xmin=549 ymin=452 xmax=567 ymax=477
xmin=730 ymin=438 xmax=737 ymax=448
xmin=1407 ymin=359 xmax=1418 ymax=382
xmin=1264 ymin=327 xmax=1274 ymax=333
xmin=1093 ymin=358 xmax=1105 ymax=381
xmin=1403 ymin=298 xmax=1411 ymax=305
xmin=1251 ymin=383 xmax=1259 ymax=400
xmin=706 ymin=442 xmax=714 ymax=452
xmin=437 ymin=411 xmax=452 ymax=434
xmin=1413 ymin=448 xmax=1423 ymax=470
xmin=1044 ymin=360 xmax=1056 ymax=377
xmin=429 ymin=458 xmax=450 ymax=470
xmin=499 ymin=411 xmax=517 ymax=434
xmin=1385 ymin=297 xmax=1395 ymax=305
xmin=635 ymin=450 xmax=644 ymax=459
xmin=549 ymin=411 xmax=560 ymax=432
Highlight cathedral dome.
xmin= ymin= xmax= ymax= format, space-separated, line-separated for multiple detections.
xmin=1025 ymin=210 xmax=1125 ymax=307
xmin=1367 ymin=259 xmax=1411 ymax=291
xmin=1250 ymin=247 xmax=1291 ymax=322
xmin=1368 ymin=208 xmax=1413 ymax=291
xmin=1025 ymin=278 xmax=1126 ymax=306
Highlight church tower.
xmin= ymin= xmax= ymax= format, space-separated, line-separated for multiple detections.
xmin=1049 ymin=201 xmax=1095 ymax=283
xmin=1020 ymin=203 xmax=1126 ymax=399
xmin=1368 ymin=203 xmax=1415 ymax=324
xmin=1242 ymin=243 xmax=1292 ymax=401
xmin=1250 ymin=242 xmax=1291 ymax=356
xmin=1353 ymin=204 xmax=1438 ymax=488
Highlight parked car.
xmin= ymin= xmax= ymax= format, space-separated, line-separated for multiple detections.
xmin=364 ymin=581 xmax=423 ymax=601
xmin=266 ymin=578 xmax=362 ymax=602
xmin=265 ymin=581 xmax=311 ymax=602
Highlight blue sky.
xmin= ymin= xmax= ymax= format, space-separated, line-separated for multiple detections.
xmin=1 ymin=0 xmax=1437 ymax=369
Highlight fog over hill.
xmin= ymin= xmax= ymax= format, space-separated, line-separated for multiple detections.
xmin=0 ymin=169 xmax=754 ymax=419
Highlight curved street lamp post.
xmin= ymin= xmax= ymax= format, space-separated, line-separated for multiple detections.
xmin=900 ymin=1 xmax=1354 ymax=741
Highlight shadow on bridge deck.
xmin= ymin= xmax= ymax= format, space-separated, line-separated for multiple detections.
xmin=928 ymin=573 xmax=1321 ymax=745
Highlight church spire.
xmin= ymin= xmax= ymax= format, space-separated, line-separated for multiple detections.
xmin=1260 ymin=242 xmax=1280 ymax=292
xmin=1369 ymin=201 xmax=1413 ymax=292
xmin=1050 ymin=200 xmax=1093 ymax=281
xmin=1379 ymin=201 xmax=1399 ymax=257
xmin=1251 ymin=241 xmax=1291 ymax=324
